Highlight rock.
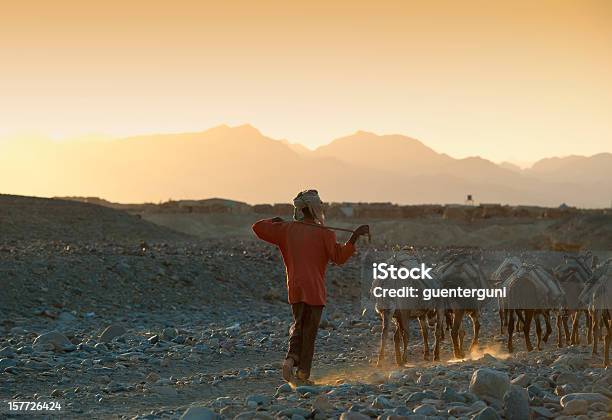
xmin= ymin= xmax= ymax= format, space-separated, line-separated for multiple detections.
xmin=274 ymin=383 xmax=292 ymax=396
xmin=413 ymin=404 xmax=436 ymax=416
xmin=58 ymin=312 xmax=77 ymax=322
xmin=562 ymin=399 xmax=588 ymax=415
xmin=99 ymin=324 xmax=126 ymax=343
xmin=234 ymin=411 xmax=273 ymax=420
xmin=161 ymin=327 xmax=178 ymax=341
xmin=151 ymin=385 xmax=178 ymax=397
xmin=313 ymin=395 xmax=334 ymax=412
xmin=555 ymin=383 xmax=576 ymax=396
xmin=441 ymin=387 xmax=465 ymax=403
xmin=510 ymin=373 xmax=533 ymax=387
xmin=391 ymin=406 xmax=411 ymax=417
xmin=94 ymin=343 xmax=108 ymax=351
xmin=448 ymin=406 xmax=472 ymax=416
xmin=503 ymin=385 xmax=529 ymax=420
xmin=145 ymin=372 xmax=160 ymax=383
xmin=148 ymin=335 xmax=159 ymax=344
xmin=472 ymin=406 xmax=501 ymax=420
xmin=0 ymin=358 xmax=18 ymax=370
xmin=245 ymin=394 xmax=271 ymax=406
xmin=339 ymin=412 xmax=371 ymax=420
xmin=0 ymin=347 xmax=16 ymax=358
xmin=527 ymin=384 xmax=545 ymax=398
xmin=406 ymin=391 xmax=436 ymax=403
xmin=555 ymin=372 xmax=579 ymax=386
xmin=416 ymin=372 xmax=432 ymax=385
xmin=180 ymin=406 xmax=220 ymax=420
xmin=372 ymin=395 xmax=394 ymax=409
xmin=32 ymin=331 xmax=76 ymax=352
xmin=551 ymin=354 xmax=588 ymax=369
xmin=590 ymin=401 xmax=608 ymax=412
xmin=560 ymin=393 xmax=609 ymax=407
xmin=531 ymin=406 xmax=555 ymax=418
xmin=278 ymin=408 xmax=310 ymax=418
xmin=469 ymin=368 xmax=510 ymax=401
xmin=295 ymin=385 xmax=321 ymax=395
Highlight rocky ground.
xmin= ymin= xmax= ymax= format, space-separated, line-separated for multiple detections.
xmin=0 ymin=196 xmax=610 ymax=419
xmin=1 ymin=238 xmax=610 ymax=420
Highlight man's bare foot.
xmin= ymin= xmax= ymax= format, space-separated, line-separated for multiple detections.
xmin=282 ymin=358 xmax=295 ymax=382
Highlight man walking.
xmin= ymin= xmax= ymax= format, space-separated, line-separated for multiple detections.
xmin=252 ymin=190 xmax=369 ymax=384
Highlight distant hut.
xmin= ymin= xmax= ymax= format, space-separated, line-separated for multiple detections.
xmin=178 ymin=198 xmax=251 ymax=214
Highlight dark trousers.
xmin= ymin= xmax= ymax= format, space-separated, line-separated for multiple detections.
xmin=286 ymin=302 xmax=323 ymax=379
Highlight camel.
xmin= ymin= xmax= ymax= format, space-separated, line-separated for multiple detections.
xmin=373 ymin=252 xmax=443 ymax=366
xmin=434 ymin=252 xmax=488 ymax=359
xmin=580 ymin=258 xmax=612 ymax=367
xmin=491 ymin=256 xmax=522 ymax=334
xmin=501 ymin=263 xmax=565 ymax=352
xmin=553 ymin=253 xmax=594 ymax=346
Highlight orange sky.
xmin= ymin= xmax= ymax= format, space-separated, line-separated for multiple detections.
xmin=1 ymin=0 xmax=611 ymax=163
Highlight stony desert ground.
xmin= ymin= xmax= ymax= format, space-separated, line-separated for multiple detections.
xmin=0 ymin=195 xmax=610 ymax=419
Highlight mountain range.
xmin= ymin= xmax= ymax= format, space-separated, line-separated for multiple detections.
xmin=1 ymin=124 xmax=610 ymax=207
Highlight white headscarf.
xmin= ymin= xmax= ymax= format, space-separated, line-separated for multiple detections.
xmin=293 ymin=189 xmax=325 ymax=225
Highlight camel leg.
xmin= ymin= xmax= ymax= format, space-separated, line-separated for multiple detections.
xmin=377 ymin=310 xmax=390 ymax=367
xmin=442 ymin=310 xmax=452 ymax=341
xmin=571 ymin=311 xmax=580 ymax=345
xmin=586 ymin=311 xmax=593 ymax=345
xmin=393 ymin=322 xmax=403 ymax=366
xmin=604 ymin=316 xmax=610 ymax=367
xmin=508 ymin=309 xmax=515 ymax=353
xmin=516 ymin=310 xmax=525 ymax=335
xmin=591 ymin=310 xmax=599 ymax=356
xmin=433 ymin=311 xmax=442 ymax=361
xmin=451 ymin=310 xmax=465 ymax=359
xmin=562 ymin=314 xmax=571 ymax=344
xmin=556 ymin=312 xmax=564 ymax=348
xmin=535 ymin=313 xmax=543 ymax=351
xmin=418 ymin=316 xmax=430 ymax=360
xmin=543 ymin=310 xmax=552 ymax=343
xmin=469 ymin=311 xmax=480 ymax=353
xmin=401 ymin=325 xmax=409 ymax=364
xmin=524 ymin=309 xmax=534 ymax=352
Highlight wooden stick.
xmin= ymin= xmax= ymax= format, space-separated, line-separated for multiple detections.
xmin=294 ymin=220 xmax=355 ymax=233
xmin=294 ymin=221 xmax=371 ymax=242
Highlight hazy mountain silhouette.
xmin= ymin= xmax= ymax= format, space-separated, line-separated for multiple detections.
xmin=0 ymin=125 xmax=610 ymax=207
xmin=527 ymin=153 xmax=612 ymax=184
xmin=499 ymin=162 xmax=523 ymax=172
xmin=314 ymin=131 xmax=451 ymax=175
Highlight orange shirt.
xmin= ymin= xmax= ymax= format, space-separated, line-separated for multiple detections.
xmin=252 ymin=219 xmax=355 ymax=306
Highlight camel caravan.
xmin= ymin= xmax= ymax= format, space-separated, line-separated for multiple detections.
xmin=373 ymin=250 xmax=611 ymax=367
